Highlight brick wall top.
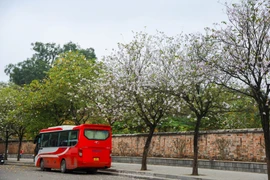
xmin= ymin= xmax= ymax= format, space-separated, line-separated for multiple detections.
xmin=113 ymin=128 xmax=264 ymax=137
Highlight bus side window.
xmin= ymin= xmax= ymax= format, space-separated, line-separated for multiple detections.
xmin=41 ymin=133 xmax=50 ymax=147
xmin=60 ymin=140 xmax=68 ymax=146
xmin=50 ymin=132 xmax=59 ymax=147
xmin=59 ymin=131 xmax=69 ymax=146
xmin=69 ymin=131 xmax=78 ymax=146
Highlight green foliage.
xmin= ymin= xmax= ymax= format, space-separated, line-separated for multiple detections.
xmin=4 ymin=59 xmax=50 ymax=86
xmin=0 ymin=83 xmax=32 ymax=140
xmin=5 ymin=42 xmax=96 ymax=86
xmin=157 ymin=116 xmax=195 ymax=132
xmin=0 ymin=84 xmax=18 ymax=127
xmin=63 ymin=42 xmax=96 ymax=60
xmin=220 ymin=96 xmax=261 ymax=129
xmin=25 ymin=51 xmax=102 ymax=128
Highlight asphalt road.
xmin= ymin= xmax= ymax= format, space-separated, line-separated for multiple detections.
xmin=0 ymin=165 xmax=143 ymax=180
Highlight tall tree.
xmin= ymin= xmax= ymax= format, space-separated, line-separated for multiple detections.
xmin=5 ymin=42 xmax=96 ymax=86
xmin=4 ymin=59 xmax=50 ymax=86
xmin=211 ymin=0 xmax=270 ymax=179
xmin=0 ymin=83 xmax=28 ymax=161
xmin=26 ymin=51 xmax=101 ymax=127
xmin=104 ymin=31 xmax=180 ymax=170
xmin=156 ymin=33 xmax=229 ymax=175
xmin=63 ymin=42 xmax=96 ymax=60
xmin=31 ymin=42 xmax=61 ymax=65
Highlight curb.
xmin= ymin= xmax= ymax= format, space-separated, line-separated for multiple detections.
xmin=4 ymin=161 xmax=210 ymax=180
xmin=99 ymin=168 xmax=204 ymax=180
xmin=108 ymin=168 xmax=212 ymax=180
xmin=5 ymin=161 xmax=34 ymax=167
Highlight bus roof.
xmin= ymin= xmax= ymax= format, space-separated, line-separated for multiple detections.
xmin=39 ymin=124 xmax=111 ymax=133
xmin=40 ymin=125 xmax=76 ymax=133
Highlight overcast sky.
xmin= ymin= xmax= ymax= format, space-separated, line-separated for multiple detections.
xmin=0 ymin=0 xmax=238 ymax=82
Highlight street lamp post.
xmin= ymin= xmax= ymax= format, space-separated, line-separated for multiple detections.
xmin=4 ymin=127 xmax=9 ymax=160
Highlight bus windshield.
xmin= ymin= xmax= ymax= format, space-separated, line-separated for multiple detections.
xmin=84 ymin=130 xmax=109 ymax=140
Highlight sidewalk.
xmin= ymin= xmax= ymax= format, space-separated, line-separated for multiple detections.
xmin=4 ymin=158 xmax=268 ymax=180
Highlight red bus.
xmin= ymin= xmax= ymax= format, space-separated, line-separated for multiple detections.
xmin=34 ymin=124 xmax=112 ymax=173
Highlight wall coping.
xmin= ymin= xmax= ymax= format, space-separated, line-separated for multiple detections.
xmin=0 ymin=128 xmax=263 ymax=140
xmin=113 ymin=128 xmax=263 ymax=137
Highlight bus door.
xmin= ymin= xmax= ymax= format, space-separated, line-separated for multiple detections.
xmin=36 ymin=132 xmax=61 ymax=168
xmin=34 ymin=134 xmax=41 ymax=157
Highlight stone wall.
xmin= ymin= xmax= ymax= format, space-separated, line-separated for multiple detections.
xmin=0 ymin=140 xmax=35 ymax=154
xmin=112 ymin=129 xmax=266 ymax=162
xmin=0 ymin=128 xmax=266 ymax=162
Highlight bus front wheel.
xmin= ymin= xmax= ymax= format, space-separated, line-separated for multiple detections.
xmin=40 ymin=159 xmax=45 ymax=171
xmin=60 ymin=160 xmax=67 ymax=173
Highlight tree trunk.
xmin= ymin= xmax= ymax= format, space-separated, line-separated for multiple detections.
xmin=17 ymin=136 xmax=23 ymax=161
xmin=4 ymin=131 xmax=9 ymax=160
xmin=266 ymin=153 xmax=270 ymax=180
xmin=261 ymin=112 xmax=270 ymax=180
xmin=192 ymin=117 xmax=201 ymax=175
xmin=263 ymin=128 xmax=270 ymax=180
xmin=141 ymin=126 xmax=155 ymax=171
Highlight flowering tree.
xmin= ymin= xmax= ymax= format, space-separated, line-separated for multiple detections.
xmin=91 ymin=71 xmax=127 ymax=126
xmin=155 ymin=33 xmax=230 ymax=175
xmin=211 ymin=0 xmax=270 ymax=178
xmin=103 ymin=31 xmax=180 ymax=170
